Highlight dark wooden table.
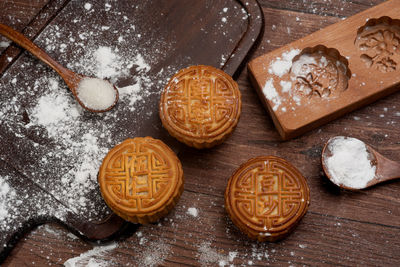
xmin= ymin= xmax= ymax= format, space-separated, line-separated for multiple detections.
xmin=2 ymin=0 xmax=400 ymax=266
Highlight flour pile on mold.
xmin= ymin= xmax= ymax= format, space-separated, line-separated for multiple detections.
xmin=324 ymin=136 xmax=376 ymax=189
xmin=262 ymin=79 xmax=281 ymax=111
xmin=263 ymin=49 xmax=300 ymax=111
xmin=290 ymin=54 xmax=318 ymax=78
xmin=268 ymin=49 xmax=300 ymax=77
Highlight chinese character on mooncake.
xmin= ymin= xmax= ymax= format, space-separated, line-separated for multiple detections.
xmin=225 ymin=156 xmax=310 ymax=241
xmin=159 ymin=65 xmax=241 ymax=149
xmin=98 ymin=137 xmax=184 ymax=224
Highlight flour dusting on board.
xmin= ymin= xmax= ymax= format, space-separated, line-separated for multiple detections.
xmin=64 ymin=242 xmax=118 ymax=267
xmin=0 ymin=177 xmax=14 ymax=221
xmin=0 ymin=1 xmax=178 ymax=226
xmin=21 ymin=45 xmax=156 ymax=216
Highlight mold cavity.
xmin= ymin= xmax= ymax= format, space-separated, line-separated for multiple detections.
xmin=355 ymin=16 xmax=400 ymax=73
xmin=290 ymin=45 xmax=351 ymax=99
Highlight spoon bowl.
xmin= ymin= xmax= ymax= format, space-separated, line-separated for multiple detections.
xmin=0 ymin=23 xmax=118 ymax=112
xmin=322 ymin=136 xmax=400 ymax=190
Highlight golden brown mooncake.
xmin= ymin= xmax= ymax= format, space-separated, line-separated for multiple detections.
xmin=159 ymin=65 xmax=241 ymax=149
xmin=225 ymin=156 xmax=310 ymax=242
xmin=98 ymin=137 xmax=183 ymax=224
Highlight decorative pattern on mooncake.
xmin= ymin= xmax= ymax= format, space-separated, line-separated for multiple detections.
xmin=225 ymin=156 xmax=310 ymax=242
xmin=159 ymin=65 xmax=241 ymax=149
xmin=98 ymin=137 xmax=183 ymax=224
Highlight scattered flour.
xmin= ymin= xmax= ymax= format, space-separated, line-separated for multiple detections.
xmin=0 ymin=177 xmax=15 ymax=221
xmin=262 ymin=78 xmax=281 ymax=111
xmin=30 ymin=87 xmax=79 ymax=126
xmin=268 ymin=49 xmax=300 ymax=77
xmin=0 ymin=5 xmax=176 ymax=225
xmin=229 ymin=251 xmax=238 ymax=263
xmin=117 ymin=83 xmax=143 ymax=106
xmin=263 ymin=49 xmax=301 ymax=111
xmin=64 ymin=242 xmax=117 ymax=267
xmin=84 ymin=3 xmax=92 ymax=11
xmin=105 ymin=3 xmax=112 ymax=11
xmin=136 ymin=237 xmax=171 ymax=267
xmin=324 ymin=136 xmax=376 ymax=189
xmin=0 ymin=40 xmax=10 ymax=48
xmin=198 ymin=242 xmax=235 ymax=266
xmin=280 ymin=80 xmax=292 ymax=93
xmin=187 ymin=207 xmax=199 ymax=217
xmin=93 ymin=46 xmax=122 ymax=80
xmin=290 ymin=54 xmax=317 ymax=78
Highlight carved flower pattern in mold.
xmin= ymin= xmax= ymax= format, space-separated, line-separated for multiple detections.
xmin=290 ymin=47 xmax=349 ymax=100
xmin=356 ymin=17 xmax=400 ymax=73
xmin=293 ymin=60 xmax=338 ymax=98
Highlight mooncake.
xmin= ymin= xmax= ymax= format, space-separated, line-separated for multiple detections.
xmin=225 ymin=156 xmax=310 ymax=241
xmin=98 ymin=137 xmax=183 ymax=224
xmin=159 ymin=65 xmax=241 ymax=149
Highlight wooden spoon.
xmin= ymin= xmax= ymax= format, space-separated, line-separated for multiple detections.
xmin=322 ymin=136 xmax=400 ymax=190
xmin=0 ymin=23 xmax=119 ymax=112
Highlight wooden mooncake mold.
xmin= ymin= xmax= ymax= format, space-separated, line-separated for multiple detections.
xmin=248 ymin=1 xmax=400 ymax=140
xmin=159 ymin=65 xmax=241 ymax=149
xmin=98 ymin=137 xmax=184 ymax=224
xmin=225 ymin=156 xmax=310 ymax=242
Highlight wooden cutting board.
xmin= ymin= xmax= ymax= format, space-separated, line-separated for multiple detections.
xmin=248 ymin=0 xmax=400 ymax=140
xmin=0 ymin=0 xmax=263 ymax=261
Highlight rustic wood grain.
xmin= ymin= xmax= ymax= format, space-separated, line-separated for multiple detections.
xmin=3 ymin=0 xmax=400 ymax=266
xmin=0 ymin=0 xmax=50 ymax=53
xmin=0 ymin=0 xmax=70 ymax=74
xmin=0 ymin=0 xmax=261 ymax=260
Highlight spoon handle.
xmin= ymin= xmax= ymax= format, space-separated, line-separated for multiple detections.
xmin=0 ymin=23 xmax=76 ymax=82
xmin=375 ymin=152 xmax=400 ymax=182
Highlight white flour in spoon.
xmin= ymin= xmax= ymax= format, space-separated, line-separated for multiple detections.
xmin=324 ymin=136 xmax=376 ymax=189
xmin=76 ymin=78 xmax=116 ymax=111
